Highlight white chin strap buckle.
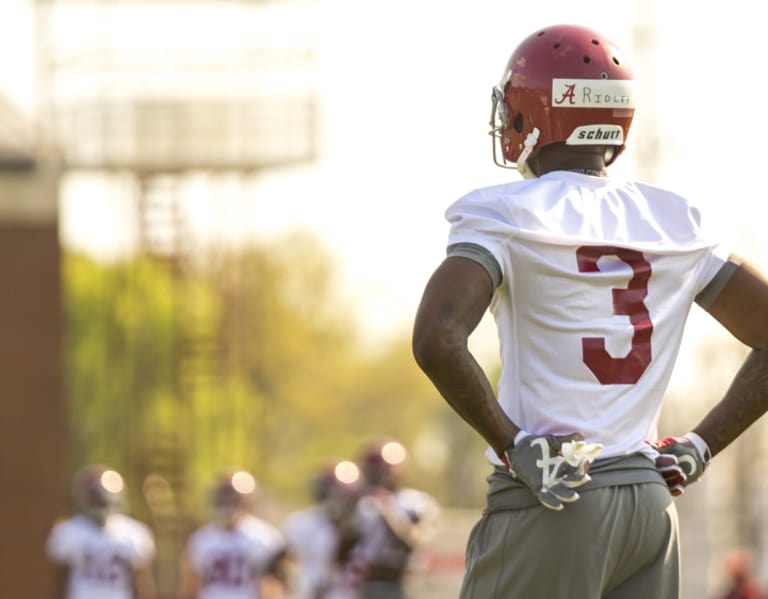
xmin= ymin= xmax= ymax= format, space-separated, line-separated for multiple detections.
xmin=516 ymin=128 xmax=540 ymax=179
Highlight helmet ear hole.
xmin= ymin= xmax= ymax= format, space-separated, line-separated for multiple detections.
xmin=513 ymin=113 xmax=524 ymax=133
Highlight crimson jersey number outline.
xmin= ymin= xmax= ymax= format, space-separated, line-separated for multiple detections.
xmin=576 ymin=246 xmax=653 ymax=384
xmin=204 ymin=554 xmax=249 ymax=587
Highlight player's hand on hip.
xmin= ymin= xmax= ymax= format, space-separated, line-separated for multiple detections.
xmin=652 ymin=434 xmax=711 ymax=496
xmin=502 ymin=432 xmax=603 ymax=511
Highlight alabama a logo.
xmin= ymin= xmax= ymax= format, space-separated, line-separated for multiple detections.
xmin=552 ymin=79 xmax=636 ymax=109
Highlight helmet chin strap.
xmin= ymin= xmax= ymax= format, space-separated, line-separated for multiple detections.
xmin=516 ymin=128 xmax=540 ymax=179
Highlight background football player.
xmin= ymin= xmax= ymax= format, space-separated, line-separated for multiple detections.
xmin=282 ymin=460 xmax=364 ymax=599
xmin=179 ymin=469 xmax=288 ymax=599
xmin=46 ymin=464 xmax=157 ymax=599
xmin=337 ymin=440 xmax=439 ymax=599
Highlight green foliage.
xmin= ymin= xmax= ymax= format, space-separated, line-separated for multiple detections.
xmin=63 ymin=232 xmax=492 ymax=529
xmin=63 ymin=254 xmax=181 ymax=514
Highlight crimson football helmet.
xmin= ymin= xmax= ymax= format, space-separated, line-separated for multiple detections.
xmin=312 ymin=460 xmax=361 ymax=503
xmin=211 ymin=469 xmax=258 ymax=524
xmin=71 ymin=464 xmax=125 ymax=524
xmin=725 ymin=550 xmax=751 ymax=578
xmin=490 ymin=24 xmax=635 ymax=177
xmin=360 ymin=440 xmax=407 ymax=490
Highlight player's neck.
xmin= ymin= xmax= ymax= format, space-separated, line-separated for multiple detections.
xmin=532 ymin=144 xmax=609 ymax=177
xmin=563 ymin=167 xmax=607 ymax=177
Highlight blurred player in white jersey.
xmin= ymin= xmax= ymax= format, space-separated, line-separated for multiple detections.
xmin=282 ymin=460 xmax=363 ymax=599
xmin=180 ymin=469 xmax=288 ymax=599
xmin=46 ymin=464 xmax=157 ymax=599
xmin=338 ymin=440 xmax=438 ymax=599
xmin=412 ymin=23 xmax=768 ymax=598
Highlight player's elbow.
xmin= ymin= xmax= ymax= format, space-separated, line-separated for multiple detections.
xmin=411 ymin=327 xmax=433 ymax=373
xmin=743 ymin=331 xmax=768 ymax=351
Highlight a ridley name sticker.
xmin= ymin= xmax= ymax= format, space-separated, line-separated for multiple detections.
xmin=552 ymin=79 xmax=635 ymax=108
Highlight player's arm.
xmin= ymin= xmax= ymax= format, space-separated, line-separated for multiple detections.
xmin=691 ymin=259 xmax=768 ymax=456
xmin=414 ymin=254 xmax=598 ymax=510
xmin=412 ymin=256 xmax=518 ymax=455
xmin=372 ymin=495 xmax=423 ymax=548
xmin=268 ymin=550 xmax=288 ymax=578
xmin=45 ymin=523 xmax=71 ymax=599
xmin=654 ymin=259 xmax=768 ymax=493
xmin=260 ymin=548 xmax=289 ymax=599
xmin=366 ymin=489 xmax=439 ymax=550
xmin=177 ymin=550 xmax=201 ymax=599
xmin=335 ymin=513 xmax=362 ymax=563
xmin=132 ymin=561 xmax=157 ymax=599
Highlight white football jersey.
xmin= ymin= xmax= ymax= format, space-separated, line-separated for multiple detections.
xmin=45 ymin=513 xmax=156 ymax=599
xmin=186 ymin=515 xmax=286 ymax=599
xmin=446 ymin=171 xmax=729 ymax=461
xmin=282 ymin=506 xmax=345 ymax=599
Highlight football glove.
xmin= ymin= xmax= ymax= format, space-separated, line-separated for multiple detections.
xmin=652 ymin=434 xmax=711 ymax=496
xmin=502 ymin=433 xmax=604 ymax=511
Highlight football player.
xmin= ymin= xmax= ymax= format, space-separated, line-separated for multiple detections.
xmin=412 ymin=23 xmax=768 ymax=598
xmin=715 ymin=550 xmax=765 ymax=599
xmin=282 ymin=460 xmax=363 ymax=599
xmin=179 ymin=469 xmax=288 ymax=599
xmin=45 ymin=464 xmax=157 ymax=599
xmin=338 ymin=440 xmax=439 ymax=599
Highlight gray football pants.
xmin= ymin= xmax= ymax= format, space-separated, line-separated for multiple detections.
xmin=459 ymin=482 xmax=679 ymax=598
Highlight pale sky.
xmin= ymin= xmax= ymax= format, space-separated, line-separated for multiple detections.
xmin=1 ymin=0 xmax=765 ymax=366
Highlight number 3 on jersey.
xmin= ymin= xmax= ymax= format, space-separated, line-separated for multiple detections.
xmin=576 ymin=246 xmax=653 ymax=385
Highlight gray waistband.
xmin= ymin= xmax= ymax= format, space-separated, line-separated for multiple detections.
xmin=484 ymin=454 xmax=666 ymax=512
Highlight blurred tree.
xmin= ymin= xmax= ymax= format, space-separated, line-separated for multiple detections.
xmin=63 ymin=254 xmax=180 ymax=501
xmin=198 ymin=233 xmax=366 ymax=507
xmin=63 ymin=232 xmax=481 ymax=526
